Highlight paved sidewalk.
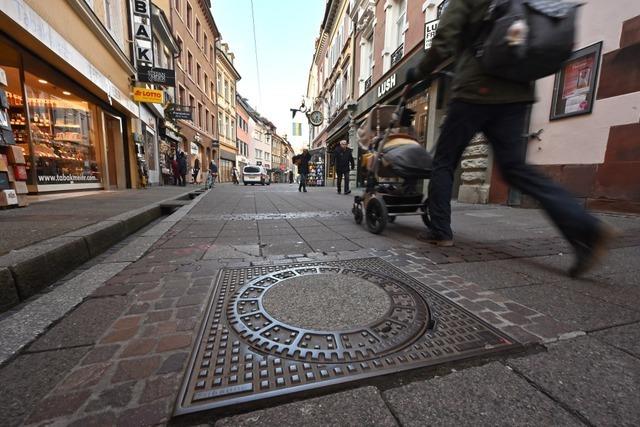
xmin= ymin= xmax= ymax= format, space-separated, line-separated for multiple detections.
xmin=0 ymin=183 xmax=638 ymax=426
xmin=0 ymin=186 xmax=195 ymax=255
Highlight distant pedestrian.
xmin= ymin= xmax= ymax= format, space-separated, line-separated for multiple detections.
xmin=232 ymin=166 xmax=239 ymax=185
xmin=333 ymin=140 xmax=354 ymax=195
xmin=296 ymin=149 xmax=311 ymax=193
xmin=171 ymin=156 xmax=180 ymax=186
xmin=192 ymin=158 xmax=200 ymax=184
xmin=208 ymin=159 xmax=218 ymax=188
xmin=289 ymin=170 xmax=294 ymax=184
xmin=177 ymin=151 xmax=187 ymax=186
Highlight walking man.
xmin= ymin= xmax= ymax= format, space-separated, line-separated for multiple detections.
xmin=208 ymin=159 xmax=218 ymax=188
xmin=177 ymin=151 xmax=187 ymax=186
xmin=297 ymin=149 xmax=311 ymax=193
xmin=334 ymin=140 xmax=355 ymax=195
xmin=405 ymin=0 xmax=614 ymax=277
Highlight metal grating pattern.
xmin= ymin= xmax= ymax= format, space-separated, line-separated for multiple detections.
xmin=176 ymin=258 xmax=520 ymax=415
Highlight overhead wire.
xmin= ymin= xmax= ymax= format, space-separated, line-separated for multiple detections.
xmin=250 ymin=0 xmax=263 ymax=110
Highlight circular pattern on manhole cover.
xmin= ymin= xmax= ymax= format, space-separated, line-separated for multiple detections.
xmin=262 ymin=273 xmax=392 ymax=330
xmin=228 ymin=266 xmax=431 ymax=362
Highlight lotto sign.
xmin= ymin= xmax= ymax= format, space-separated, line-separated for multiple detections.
xmin=132 ymin=0 xmax=153 ymax=66
xmin=133 ymin=87 xmax=164 ymax=103
xmin=424 ymin=19 xmax=439 ymax=50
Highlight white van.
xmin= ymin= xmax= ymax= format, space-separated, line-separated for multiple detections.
xmin=243 ymin=165 xmax=271 ymax=186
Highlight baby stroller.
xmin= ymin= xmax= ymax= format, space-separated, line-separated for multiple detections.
xmin=353 ymin=85 xmax=433 ymax=234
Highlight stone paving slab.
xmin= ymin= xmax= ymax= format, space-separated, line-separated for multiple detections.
xmin=508 ymin=337 xmax=640 ymax=426
xmin=0 ymin=186 xmax=193 ymax=255
xmin=498 ymin=283 xmax=640 ymax=332
xmin=383 ymin=362 xmax=581 ymax=427
xmin=592 ymin=322 xmax=640 ymax=358
xmin=214 ymin=386 xmax=398 ymax=427
xmin=0 ymin=347 xmax=89 ymax=427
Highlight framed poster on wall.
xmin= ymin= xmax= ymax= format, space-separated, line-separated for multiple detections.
xmin=550 ymin=42 xmax=602 ymax=120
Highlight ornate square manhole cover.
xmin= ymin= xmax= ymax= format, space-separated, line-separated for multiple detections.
xmin=175 ymin=258 xmax=520 ymax=415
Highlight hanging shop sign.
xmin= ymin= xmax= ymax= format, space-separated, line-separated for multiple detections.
xmin=131 ymin=0 xmax=154 ymax=67
xmin=190 ymin=142 xmax=199 ymax=155
xmin=133 ymin=87 xmax=164 ymax=103
xmin=424 ymin=19 xmax=439 ymax=50
xmin=169 ymin=105 xmax=193 ymax=120
xmin=137 ymin=66 xmax=176 ymax=87
xmin=377 ymin=73 xmax=397 ymax=98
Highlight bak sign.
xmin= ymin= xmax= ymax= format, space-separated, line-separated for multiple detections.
xmin=133 ymin=87 xmax=163 ymax=103
xmin=132 ymin=0 xmax=153 ymax=66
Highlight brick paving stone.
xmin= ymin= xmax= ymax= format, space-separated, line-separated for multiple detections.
xmin=177 ymin=317 xmax=198 ymax=332
xmin=500 ymin=311 xmax=532 ymax=326
xmin=126 ymin=302 xmax=151 ymax=315
xmin=116 ymin=400 xmax=170 ymax=427
xmin=157 ymin=352 xmax=189 ymax=374
xmin=176 ymin=306 xmax=201 ymax=319
xmin=112 ymin=316 xmax=143 ymax=330
xmin=68 ymin=411 xmax=118 ymax=427
xmin=81 ymin=345 xmax=120 ymax=366
xmin=121 ymin=339 xmax=157 ymax=358
xmin=84 ymin=382 xmax=135 ymax=412
xmin=144 ymin=310 xmax=173 ymax=323
xmin=58 ymin=363 xmax=112 ymax=391
xmin=25 ymin=390 xmax=92 ymax=424
xmin=138 ymin=375 xmax=179 ymax=404
xmin=154 ymin=298 xmax=176 ymax=309
xmin=156 ymin=334 xmax=192 ymax=352
xmin=91 ymin=283 xmax=135 ymax=297
xmin=176 ymin=294 xmax=204 ymax=307
xmin=136 ymin=290 xmax=163 ymax=302
xmin=101 ymin=327 xmax=138 ymax=344
xmin=111 ymin=356 xmax=162 ymax=383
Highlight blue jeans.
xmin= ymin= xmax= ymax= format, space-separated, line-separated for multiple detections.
xmin=428 ymin=101 xmax=599 ymax=247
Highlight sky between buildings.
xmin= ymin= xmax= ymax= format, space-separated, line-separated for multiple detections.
xmin=211 ymin=0 xmax=325 ymax=151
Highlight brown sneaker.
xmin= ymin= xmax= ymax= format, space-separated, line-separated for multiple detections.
xmin=569 ymin=223 xmax=619 ymax=278
xmin=417 ymin=231 xmax=454 ymax=247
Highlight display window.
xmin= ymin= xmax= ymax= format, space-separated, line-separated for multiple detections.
xmin=1 ymin=36 xmax=106 ymax=191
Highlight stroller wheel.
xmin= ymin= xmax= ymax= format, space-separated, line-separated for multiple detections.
xmin=387 ymin=215 xmax=396 ymax=223
xmin=353 ymin=202 xmax=363 ymax=224
xmin=421 ymin=199 xmax=431 ymax=228
xmin=365 ymin=198 xmax=388 ymax=234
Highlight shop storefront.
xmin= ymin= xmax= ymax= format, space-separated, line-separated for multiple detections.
xmin=0 ymin=34 xmax=131 ymax=193
xmin=219 ymin=149 xmax=236 ymax=183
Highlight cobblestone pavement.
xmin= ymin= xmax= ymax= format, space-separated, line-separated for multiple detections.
xmin=1 ymin=183 xmax=639 ymax=426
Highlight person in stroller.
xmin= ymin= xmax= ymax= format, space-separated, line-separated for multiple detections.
xmin=333 ymin=140 xmax=355 ymax=195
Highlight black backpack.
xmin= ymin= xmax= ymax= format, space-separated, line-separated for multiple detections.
xmin=475 ymin=0 xmax=582 ymax=83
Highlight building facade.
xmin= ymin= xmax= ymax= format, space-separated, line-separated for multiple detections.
xmin=235 ymin=93 xmax=250 ymax=173
xmin=162 ymin=0 xmax=220 ymax=183
xmin=215 ymin=41 xmax=240 ymax=183
xmin=1 ymin=0 xmax=141 ymax=193
xmin=308 ymin=0 xmax=640 ymax=212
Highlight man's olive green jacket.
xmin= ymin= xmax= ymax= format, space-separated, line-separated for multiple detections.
xmin=417 ymin=0 xmax=535 ymax=104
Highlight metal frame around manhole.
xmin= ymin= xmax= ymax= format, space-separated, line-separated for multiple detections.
xmin=175 ymin=258 xmax=520 ymax=416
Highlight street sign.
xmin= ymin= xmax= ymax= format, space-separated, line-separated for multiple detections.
xmin=133 ymin=87 xmax=163 ymax=103
xmin=424 ymin=19 xmax=439 ymax=50
xmin=138 ymin=66 xmax=176 ymax=87
xmin=131 ymin=0 xmax=153 ymax=67
xmin=169 ymin=105 xmax=193 ymax=121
